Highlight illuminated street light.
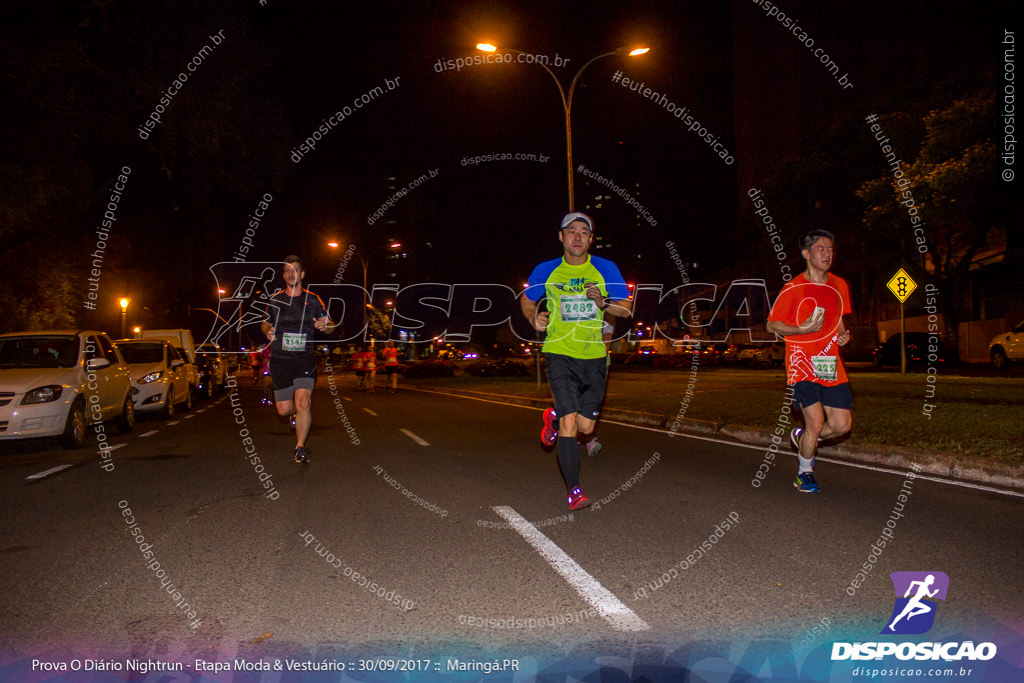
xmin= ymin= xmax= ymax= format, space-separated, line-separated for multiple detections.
xmin=477 ymin=42 xmax=650 ymax=210
xmin=119 ymin=298 xmax=129 ymax=339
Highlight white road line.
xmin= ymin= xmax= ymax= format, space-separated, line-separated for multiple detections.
xmin=400 ymin=428 xmax=430 ymax=446
xmin=139 ymin=430 xmax=159 ymax=438
xmin=26 ymin=464 xmax=75 ymax=481
xmin=363 ymin=408 xmax=378 ymax=416
xmin=106 ymin=443 xmax=127 ymax=452
xmin=183 ymin=414 xmax=195 ymax=419
xmin=196 ymin=409 xmax=206 ymax=413
xmin=414 ymin=389 xmax=1024 ymax=499
xmin=167 ymin=420 xmax=181 ymax=425
xmin=344 ymin=396 xmax=352 ymax=401
xmin=493 ymin=505 xmax=649 ymax=632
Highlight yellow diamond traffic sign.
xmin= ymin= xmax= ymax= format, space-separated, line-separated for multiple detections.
xmin=886 ymin=268 xmax=917 ymax=303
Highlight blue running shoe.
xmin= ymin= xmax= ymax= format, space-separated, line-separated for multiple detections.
xmin=294 ymin=446 xmax=309 ymax=464
xmin=793 ymin=472 xmax=819 ymax=493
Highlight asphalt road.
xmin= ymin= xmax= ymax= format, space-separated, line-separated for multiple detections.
xmin=2 ymin=373 xmax=1021 ymax=671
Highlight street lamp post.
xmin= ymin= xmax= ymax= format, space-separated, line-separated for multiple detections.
xmin=477 ymin=43 xmax=649 ymax=211
xmin=119 ymin=298 xmax=129 ymax=339
xmin=360 ymin=242 xmax=401 ymax=340
xmin=328 ymin=239 xmax=401 ymax=341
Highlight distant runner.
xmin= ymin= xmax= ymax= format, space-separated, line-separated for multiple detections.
xmin=382 ymin=340 xmax=400 ymax=394
xmin=521 ymin=212 xmax=632 ymax=510
xmin=353 ymin=347 xmax=367 ymax=389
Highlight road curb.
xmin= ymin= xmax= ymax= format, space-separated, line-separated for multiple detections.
xmin=406 ymin=384 xmax=1024 ymax=492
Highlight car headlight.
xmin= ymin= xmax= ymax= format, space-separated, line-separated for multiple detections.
xmin=22 ymin=385 xmax=64 ymax=404
xmin=138 ymin=371 xmax=162 ymax=384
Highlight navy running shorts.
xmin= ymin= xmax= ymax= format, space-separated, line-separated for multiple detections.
xmin=792 ymin=380 xmax=853 ymax=411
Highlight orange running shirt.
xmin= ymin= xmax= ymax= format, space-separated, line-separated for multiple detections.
xmin=768 ymin=272 xmax=852 ymax=386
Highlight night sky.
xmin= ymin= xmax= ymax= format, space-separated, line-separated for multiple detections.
xmin=1 ymin=0 xmax=1013 ymax=337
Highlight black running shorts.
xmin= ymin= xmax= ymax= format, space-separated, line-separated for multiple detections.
xmin=270 ymin=353 xmax=317 ymax=401
xmin=544 ymin=353 xmax=608 ymax=421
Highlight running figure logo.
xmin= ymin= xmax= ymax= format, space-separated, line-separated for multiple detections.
xmin=881 ymin=571 xmax=949 ymax=635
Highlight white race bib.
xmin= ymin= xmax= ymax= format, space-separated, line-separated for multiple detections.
xmin=812 ymin=355 xmax=838 ymax=381
xmin=560 ymin=294 xmax=598 ymax=322
xmin=282 ymin=332 xmax=307 ymax=351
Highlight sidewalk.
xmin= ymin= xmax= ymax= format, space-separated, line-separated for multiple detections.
xmin=402 ymin=380 xmax=1024 ymax=493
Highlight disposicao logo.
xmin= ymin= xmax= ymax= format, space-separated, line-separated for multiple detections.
xmin=831 ymin=571 xmax=997 ymax=663
xmin=881 ymin=571 xmax=948 ymax=635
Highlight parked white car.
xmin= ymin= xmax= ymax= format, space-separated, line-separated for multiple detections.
xmin=116 ymin=339 xmax=192 ymax=417
xmin=140 ymin=329 xmax=197 ymax=398
xmin=989 ymin=321 xmax=1024 ymax=370
xmin=0 ymin=330 xmax=135 ymax=448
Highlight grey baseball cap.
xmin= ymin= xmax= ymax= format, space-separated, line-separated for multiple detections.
xmin=560 ymin=211 xmax=594 ymax=231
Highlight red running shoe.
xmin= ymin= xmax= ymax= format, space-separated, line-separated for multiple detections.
xmin=541 ymin=408 xmax=558 ymax=447
xmin=567 ymin=487 xmax=592 ymax=510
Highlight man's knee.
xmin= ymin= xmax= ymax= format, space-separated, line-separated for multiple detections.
xmin=559 ymin=412 xmax=579 ymax=434
xmin=829 ymin=413 xmax=852 ymax=436
xmin=576 ymin=416 xmax=596 ymax=436
xmin=275 ymin=402 xmax=292 ymax=417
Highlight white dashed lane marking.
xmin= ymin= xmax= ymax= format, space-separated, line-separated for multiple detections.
xmin=25 ymin=464 xmax=74 ymax=481
xmin=400 ymin=429 xmax=429 ymax=446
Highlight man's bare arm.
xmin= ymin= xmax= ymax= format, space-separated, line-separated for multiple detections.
xmin=520 ymin=296 xmax=548 ymax=331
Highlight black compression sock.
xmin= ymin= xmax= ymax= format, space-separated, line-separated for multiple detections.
xmin=556 ymin=435 xmax=581 ymax=490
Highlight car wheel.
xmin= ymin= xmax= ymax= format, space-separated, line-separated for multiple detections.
xmin=991 ymin=347 xmax=1008 ymax=370
xmin=59 ymin=399 xmax=87 ymax=449
xmin=164 ymin=386 xmax=176 ymax=418
xmin=116 ymin=394 xmax=135 ymax=433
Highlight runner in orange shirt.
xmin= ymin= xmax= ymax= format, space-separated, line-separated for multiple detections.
xmin=382 ymin=340 xmax=400 ymax=394
xmin=352 ymin=347 xmax=367 ymax=389
xmin=766 ymin=230 xmax=853 ymax=493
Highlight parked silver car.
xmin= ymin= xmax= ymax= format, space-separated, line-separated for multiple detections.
xmin=117 ymin=339 xmax=193 ymax=417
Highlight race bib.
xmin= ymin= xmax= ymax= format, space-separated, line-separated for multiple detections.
xmin=812 ymin=355 xmax=838 ymax=381
xmin=282 ymin=332 xmax=307 ymax=351
xmin=560 ymin=294 xmax=598 ymax=322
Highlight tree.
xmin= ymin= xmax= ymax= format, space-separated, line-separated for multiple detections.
xmin=856 ymin=88 xmax=1002 ymax=340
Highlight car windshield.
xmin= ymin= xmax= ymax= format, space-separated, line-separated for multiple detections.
xmin=119 ymin=342 xmax=165 ymax=364
xmin=0 ymin=335 xmax=79 ymax=368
